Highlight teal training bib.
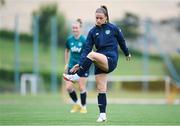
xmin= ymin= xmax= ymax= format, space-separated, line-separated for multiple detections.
xmin=66 ymin=35 xmax=86 ymax=68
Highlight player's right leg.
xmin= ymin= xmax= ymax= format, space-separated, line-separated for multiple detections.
xmin=63 ymin=51 xmax=108 ymax=82
xmin=77 ymin=51 xmax=109 ymax=76
xmin=95 ymin=73 xmax=108 ymax=122
xmin=65 ymin=81 xmax=81 ymax=113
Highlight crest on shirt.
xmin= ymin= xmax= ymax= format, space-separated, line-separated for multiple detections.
xmin=105 ymin=30 xmax=110 ymax=35
xmin=96 ymin=33 xmax=99 ymax=36
xmin=71 ymin=46 xmax=82 ymax=53
xmin=71 ymin=43 xmax=74 ymax=46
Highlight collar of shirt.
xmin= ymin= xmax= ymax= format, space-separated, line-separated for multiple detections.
xmin=95 ymin=22 xmax=109 ymax=28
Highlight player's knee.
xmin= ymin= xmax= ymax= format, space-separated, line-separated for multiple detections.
xmin=79 ymin=85 xmax=85 ymax=92
xmin=66 ymin=85 xmax=73 ymax=92
xmin=87 ymin=51 xmax=95 ymax=60
xmin=97 ymin=88 xmax=106 ymax=93
xmin=96 ymin=84 xmax=106 ymax=93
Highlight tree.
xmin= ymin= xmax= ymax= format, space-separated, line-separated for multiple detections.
xmin=114 ymin=12 xmax=141 ymax=40
xmin=32 ymin=3 xmax=69 ymax=48
xmin=178 ymin=2 xmax=180 ymax=7
xmin=177 ymin=2 xmax=180 ymax=32
xmin=0 ymin=0 xmax=5 ymax=7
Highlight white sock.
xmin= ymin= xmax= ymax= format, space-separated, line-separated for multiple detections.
xmin=100 ymin=113 xmax=106 ymax=118
xmin=81 ymin=105 xmax=86 ymax=109
xmin=74 ymin=99 xmax=80 ymax=105
xmin=80 ymin=90 xmax=86 ymax=94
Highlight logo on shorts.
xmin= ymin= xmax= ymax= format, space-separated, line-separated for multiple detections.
xmin=105 ymin=30 xmax=110 ymax=35
xmin=85 ymin=73 xmax=88 ymax=77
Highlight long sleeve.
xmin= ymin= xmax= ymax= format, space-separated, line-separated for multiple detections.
xmin=115 ymin=27 xmax=130 ymax=56
xmin=78 ymin=30 xmax=94 ymax=66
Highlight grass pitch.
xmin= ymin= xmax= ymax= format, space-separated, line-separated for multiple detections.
xmin=0 ymin=94 xmax=180 ymax=125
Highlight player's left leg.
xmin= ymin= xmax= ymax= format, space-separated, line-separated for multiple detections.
xmin=78 ymin=77 xmax=88 ymax=113
xmin=95 ymin=73 xmax=108 ymax=122
xmin=65 ymin=80 xmax=81 ymax=113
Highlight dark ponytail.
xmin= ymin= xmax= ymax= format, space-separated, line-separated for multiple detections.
xmin=101 ymin=5 xmax=109 ymax=23
xmin=76 ymin=18 xmax=83 ymax=27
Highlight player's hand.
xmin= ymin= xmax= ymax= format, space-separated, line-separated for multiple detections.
xmin=70 ymin=64 xmax=80 ymax=73
xmin=64 ymin=64 xmax=68 ymax=71
xmin=126 ymin=54 xmax=131 ymax=61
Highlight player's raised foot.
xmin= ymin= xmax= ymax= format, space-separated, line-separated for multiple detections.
xmin=96 ymin=113 xmax=107 ymax=122
xmin=70 ymin=104 xmax=81 ymax=113
xmin=80 ymin=107 xmax=87 ymax=114
xmin=63 ymin=73 xmax=80 ymax=82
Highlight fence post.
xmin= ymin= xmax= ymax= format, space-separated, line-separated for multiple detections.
xmin=14 ymin=14 xmax=20 ymax=92
xmin=165 ymin=76 xmax=171 ymax=98
xmin=33 ymin=16 xmax=39 ymax=76
xmin=50 ymin=16 xmax=58 ymax=93
xmin=142 ymin=19 xmax=150 ymax=92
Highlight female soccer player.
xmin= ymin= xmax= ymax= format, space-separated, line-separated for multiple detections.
xmin=64 ymin=18 xmax=89 ymax=114
xmin=64 ymin=6 xmax=131 ymax=122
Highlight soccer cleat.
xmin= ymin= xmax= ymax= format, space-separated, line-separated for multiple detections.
xmin=96 ymin=116 xmax=107 ymax=122
xmin=80 ymin=107 xmax=87 ymax=114
xmin=70 ymin=104 xmax=81 ymax=113
xmin=63 ymin=73 xmax=80 ymax=82
xmin=96 ymin=114 xmax=107 ymax=122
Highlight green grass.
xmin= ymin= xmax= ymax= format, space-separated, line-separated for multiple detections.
xmin=0 ymin=94 xmax=180 ymax=125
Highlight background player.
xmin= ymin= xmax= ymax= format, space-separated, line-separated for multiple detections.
xmin=64 ymin=18 xmax=89 ymax=114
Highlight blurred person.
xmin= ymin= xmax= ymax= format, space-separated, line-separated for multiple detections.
xmin=64 ymin=18 xmax=89 ymax=114
xmin=63 ymin=5 xmax=131 ymax=122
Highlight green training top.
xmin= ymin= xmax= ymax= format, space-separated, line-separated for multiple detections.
xmin=66 ymin=35 xmax=86 ymax=68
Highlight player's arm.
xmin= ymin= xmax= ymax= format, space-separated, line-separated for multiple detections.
xmin=64 ymin=48 xmax=70 ymax=69
xmin=115 ymin=26 xmax=131 ymax=61
xmin=78 ymin=30 xmax=94 ymax=66
xmin=70 ymin=30 xmax=94 ymax=73
xmin=65 ymin=39 xmax=70 ymax=70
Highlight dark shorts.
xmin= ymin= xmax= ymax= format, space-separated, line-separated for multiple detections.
xmin=68 ymin=68 xmax=89 ymax=77
xmin=94 ymin=56 xmax=117 ymax=75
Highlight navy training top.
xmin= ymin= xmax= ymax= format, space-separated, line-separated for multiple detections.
xmin=78 ymin=23 xmax=129 ymax=66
